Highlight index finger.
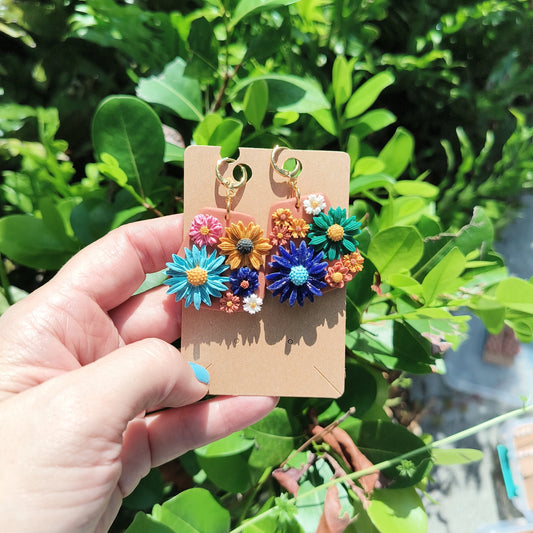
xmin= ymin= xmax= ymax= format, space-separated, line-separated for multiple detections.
xmin=54 ymin=214 xmax=183 ymax=311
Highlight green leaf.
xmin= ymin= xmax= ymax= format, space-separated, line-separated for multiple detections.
xmin=378 ymin=127 xmax=414 ymax=178
xmin=393 ymin=321 xmax=434 ymax=365
xmin=185 ymin=17 xmax=219 ymax=80
xmin=394 ymin=180 xmax=439 ymax=199
xmin=332 ymin=55 xmax=352 ymax=106
xmin=209 ymin=118 xmax=243 ymax=158
xmin=367 ymin=226 xmax=424 ymax=279
xmin=243 ymin=407 xmax=301 ymax=469
xmin=388 ymin=274 xmax=423 ymax=296
xmin=349 ymin=174 xmax=396 ymax=196
xmin=231 ymin=74 xmax=329 ymax=114
xmin=123 ymin=468 xmax=167 ymax=511
xmin=244 ymin=80 xmax=269 ymax=130
xmin=432 ymin=448 xmax=483 ymax=465
xmin=368 ymin=488 xmax=427 ymax=533
xmin=412 ymin=207 xmax=494 ymax=281
xmin=294 ymin=459 xmax=352 ymax=531
xmin=346 ymin=252 xmax=376 ymax=311
xmin=134 ymin=270 xmax=168 ymax=295
xmin=454 ymin=206 xmax=494 ymax=254
xmin=343 ymin=419 xmax=432 ymax=488
xmin=379 ymin=197 xmax=429 ymax=229
xmin=155 ymin=488 xmax=230 ymax=533
xmin=125 ymin=512 xmax=174 ymax=533
xmin=344 ymin=71 xmax=395 ymax=119
xmin=273 ymin=111 xmax=299 ymax=127
xmin=39 ymin=196 xmax=76 ymax=244
xmin=137 ymin=57 xmax=204 ymax=121
xmin=350 ymin=109 xmax=397 ymax=139
xmin=0 ymin=214 xmax=78 ymax=270
xmin=193 ymin=114 xmax=224 ymax=145
xmin=70 ymin=197 xmax=116 ymax=245
xmin=164 ymin=143 xmax=184 ymax=164
xmin=230 ymin=0 xmax=299 ymax=27
xmin=347 ymin=133 xmax=360 ymax=172
xmin=92 ymin=95 xmax=165 ymax=197
xmin=337 ymin=360 xmax=380 ymax=418
xmin=311 ymin=108 xmax=337 ymax=136
xmin=422 ymin=247 xmax=466 ymax=305
xmin=468 ymin=296 xmax=505 ymax=334
xmin=353 ymin=157 xmax=385 ymax=177
xmin=496 ymin=278 xmax=533 ymax=314
xmin=195 ymin=433 xmax=255 ymax=493
xmin=402 ymin=308 xmax=470 ymax=351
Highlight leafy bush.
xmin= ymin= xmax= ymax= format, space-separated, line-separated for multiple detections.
xmin=1 ymin=1 xmax=533 ymax=531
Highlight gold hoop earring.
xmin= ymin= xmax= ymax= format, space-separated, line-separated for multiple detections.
xmin=216 ymin=157 xmax=248 ymax=223
xmin=270 ymin=145 xmax=303 ymax=208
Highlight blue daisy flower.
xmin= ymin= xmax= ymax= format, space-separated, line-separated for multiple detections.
xmin=164 ymin=245 xmax=229 ymax=310
xmin=230 ymin=267 xmax=260 ymax=297
xmin=266 ymin=240 xmax=327 ymax=306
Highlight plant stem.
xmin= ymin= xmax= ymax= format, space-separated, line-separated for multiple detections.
xmin=230 ymin=403 xmax=533 ymax=532
xmin=237 ymin=466 xmax=273 ymax=525
xmin=0 ymin=256 xmax=13 ymax=306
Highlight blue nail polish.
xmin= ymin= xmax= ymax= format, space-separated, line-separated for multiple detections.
xmin=188 ymin=362 xmax=210 ymax=384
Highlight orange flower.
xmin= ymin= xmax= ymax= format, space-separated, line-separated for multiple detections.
xmin=325 ymin=261 xmax=352 ymax=288
xmin=342 ymin=250 xmax=365 ymax=273
xmin=218 ymin=221 xmax=272 ymax=270
xmin=219 ymin=291 xmax=240 ymax=313
xmin=288 ymin=217 xmax=309 ymax=238
xmin=270 ymin=224 xmax=291 ymax=246
xmin=272 ymin=208 xmax=294 ymax=227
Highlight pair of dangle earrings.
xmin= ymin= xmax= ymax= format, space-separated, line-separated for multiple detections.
xmin=164 ymin=147 xmax=365 ymax=313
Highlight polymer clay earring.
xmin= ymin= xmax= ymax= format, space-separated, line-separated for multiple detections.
xmin=265 ymin=146 xmax=365 ymax=306
xmin=165 ymin=157 xmax=271 ymax=313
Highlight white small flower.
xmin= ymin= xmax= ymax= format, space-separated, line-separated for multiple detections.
xmin=243 ymin=294 xmax=263 ymax=314
xmin=303 ymin=193 xmax=326 ymax=215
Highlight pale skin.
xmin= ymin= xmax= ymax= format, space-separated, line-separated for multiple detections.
xmin=0 ymin=214 xmax=277 ymax=532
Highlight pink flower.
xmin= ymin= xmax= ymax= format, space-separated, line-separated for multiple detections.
xmin=269 ymin=224 xmax=291 ymax=247
xmin=325 ymin=261 xmax=352 ymax=288
xmin=189 ymin=214 xmax=224 ymax=247
xmin=219 ymin=291 xmax=240 ymax=313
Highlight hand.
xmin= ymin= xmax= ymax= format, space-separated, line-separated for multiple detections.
xmin=0 ymin=214 xmax=277 ymax=532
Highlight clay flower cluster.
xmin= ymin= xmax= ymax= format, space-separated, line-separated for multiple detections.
xmin=266 ymin=195 xmax=365 ymax=306
xmin=165 ymin=213 xmax=271 ymax=313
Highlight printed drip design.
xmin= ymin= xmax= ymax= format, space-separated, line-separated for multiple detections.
xmin=165 ymin=210 xmax=271 ymax=313
xmin=265 ymin=193 xmax=364 ymax=306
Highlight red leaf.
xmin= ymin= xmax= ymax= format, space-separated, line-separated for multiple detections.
xmin=273 ymin=454 xmax=316 ymax=496
xmin=316 ymin=486 xmax=351 ymax=533
xmin=311 ymin=425 xmax=379 ymax=494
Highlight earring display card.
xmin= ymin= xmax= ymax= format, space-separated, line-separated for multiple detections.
xmin=179 ymin=145 xmax=351 ymax=397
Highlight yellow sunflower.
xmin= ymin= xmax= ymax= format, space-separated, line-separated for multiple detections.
xmin=218 ymin=221 xmax=272 ymax=270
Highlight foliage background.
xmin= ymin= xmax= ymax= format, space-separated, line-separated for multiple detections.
xmin=1 ymin=0 xmax=533 ymax=531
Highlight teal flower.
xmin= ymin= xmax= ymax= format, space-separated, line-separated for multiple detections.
xmin=165 ymin=245 xmax=229 ymax=310
xmin=307 ymin=207 xmax=361 ymax=261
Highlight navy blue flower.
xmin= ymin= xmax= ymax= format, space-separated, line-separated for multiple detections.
xmin=266 ymin=240 xmax=327 ymax=306
xmin=230 ymin=267 xmax=260 ymax=297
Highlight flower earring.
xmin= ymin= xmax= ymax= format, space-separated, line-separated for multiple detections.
xmin=265 ymin=146 xmax=365 ymax=306
xmin=165 ymin=157 xmax=271 ymax=314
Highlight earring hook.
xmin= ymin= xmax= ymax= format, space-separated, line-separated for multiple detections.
xmin=216 ymin=157 xmax=248 ymax=222
xmin=271 ymin=145 xmax=302 ymax=207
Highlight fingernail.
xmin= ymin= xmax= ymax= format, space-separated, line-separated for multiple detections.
xmin=188 ymin=362 xmax=210 ymax=384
